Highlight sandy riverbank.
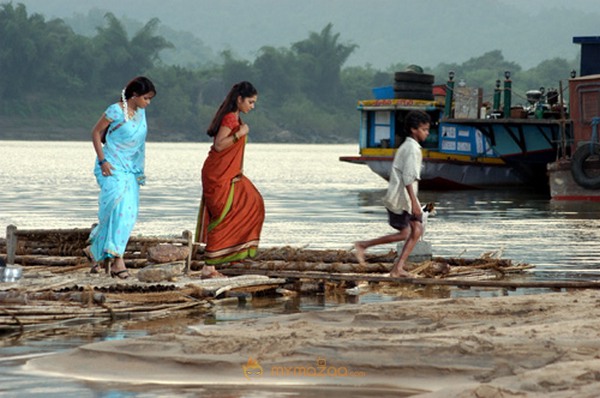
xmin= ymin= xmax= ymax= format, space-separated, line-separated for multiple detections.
xmin=26 ymin=289 xmax=600 ymax=397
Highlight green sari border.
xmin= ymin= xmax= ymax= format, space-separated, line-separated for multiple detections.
xmin=205 ymin=247 xmax=257 ymax=265
xmin=207 ymin=181 xmax=235 ymax=233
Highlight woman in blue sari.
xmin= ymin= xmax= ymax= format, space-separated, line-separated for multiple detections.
xmin=86 ymin=76 xmax=156 ymax=279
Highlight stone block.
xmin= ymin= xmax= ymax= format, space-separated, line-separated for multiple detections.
xmin=396 ymin=240 xmax=432 ymax=263
xmin=137 ymin=261 xmax=185 ymax=283
xmin=147 ymin=244 xmax=190 ymax=264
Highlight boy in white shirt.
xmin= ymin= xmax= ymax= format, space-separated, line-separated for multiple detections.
xmin=354 ymin=110 xmax=431 ymax=277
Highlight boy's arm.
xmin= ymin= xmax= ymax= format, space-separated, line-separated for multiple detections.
xmin=406 ymin=183 xmax=422 ymax=220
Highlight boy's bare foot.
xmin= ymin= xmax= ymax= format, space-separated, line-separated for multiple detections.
xmin=389 ymin=266 xmax=411 ymax=278
xmin=353 ymin=242 xmax=366 ymax=266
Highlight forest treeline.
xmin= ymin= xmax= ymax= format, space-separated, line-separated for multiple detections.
xmin=0 ymin=3 xmax=579 ymax=142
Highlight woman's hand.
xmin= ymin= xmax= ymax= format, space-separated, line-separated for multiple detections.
xmin=237 ymin=123 xmax=250 ymax=138
xmin=100 ymin=161 xmax=114 ymax=177
xmin=214 ymin=123 xmax=249 ymax=152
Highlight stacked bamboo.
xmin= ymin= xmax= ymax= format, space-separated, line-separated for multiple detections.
xmin=2 ymin=225 xmax=193 ymax=269
xmin=0 ymin=266 xmax=286 ymax=337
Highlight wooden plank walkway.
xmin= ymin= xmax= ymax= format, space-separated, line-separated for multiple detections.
xmin=222 ymin=269 xmax=600 ymax=290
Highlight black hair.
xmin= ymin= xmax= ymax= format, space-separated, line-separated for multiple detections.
xmin=122 ymin=76 xmax=156 ymax=100
xmin=207 ymin=81 xmax=258 ymax=137
xmin=404 ymin=110 xmax=431 ymax=134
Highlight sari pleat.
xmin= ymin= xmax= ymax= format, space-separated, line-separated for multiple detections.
xmin=197 ymin=113 xmax=265 ymax=265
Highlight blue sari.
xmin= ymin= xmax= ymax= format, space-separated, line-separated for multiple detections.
xmin=88 ymin=103 xmax=147 ymax=261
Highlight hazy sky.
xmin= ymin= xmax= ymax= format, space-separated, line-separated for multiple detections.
xmin=13 ymin=0 xmax=600 ymax=69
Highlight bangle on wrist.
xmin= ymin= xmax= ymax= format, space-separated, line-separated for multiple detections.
xmin=232 ymin=132 xmax=239 ymax=143
xmin=98 ymin=159 xmax=107 ymax=166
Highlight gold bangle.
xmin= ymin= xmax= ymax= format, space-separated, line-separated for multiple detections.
xmin=232 ymin=132 xmax=239 ymax=143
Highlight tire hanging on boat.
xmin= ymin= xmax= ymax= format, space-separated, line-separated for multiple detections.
xmin=570 ymin=143 xmax=600 ymax=189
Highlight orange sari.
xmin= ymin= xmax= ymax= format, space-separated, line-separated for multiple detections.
xmin=196 ymin=113 xmax=265 ymax=265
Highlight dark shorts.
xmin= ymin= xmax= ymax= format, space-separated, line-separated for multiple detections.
xmin=387 ymin=209 xmax=421 ymax=231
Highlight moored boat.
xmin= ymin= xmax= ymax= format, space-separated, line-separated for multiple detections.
xmin=340 ymin=76 xmax=526 ymax=189
xmin=547 ymin=79 xmax=600 ymax=201
xmin=341 ymin=69 xmax=571 ymax=191
xmin=547 ymin=36 xmax=600 ymax=201
xmin=443 ymin=117 xmax=567 ymax=187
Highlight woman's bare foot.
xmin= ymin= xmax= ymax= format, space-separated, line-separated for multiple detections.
xmin=200 ymin=265 xmax=226 ymax=279
xmin=353 ymin=242 xmax=367 ymax=266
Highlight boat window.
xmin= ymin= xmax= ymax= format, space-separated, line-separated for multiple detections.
xmin=439 ymin=123 xmax=496 ymax=157
xmin=367 ymin=111 xmax=393 ymax=147
xmin=580 ymin=90 xmax=600 ymax=123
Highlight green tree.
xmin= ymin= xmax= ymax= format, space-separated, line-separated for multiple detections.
xmin=338 ymin=66 xmax=384 ymax=115
xmin=253 ymin=46 xmax=302 ymax=105
xmin=517 ymin=58 xmax=574 ymax=101
xmin=59 ymin=34 xmax=96 ymax=94
xmin=0 ymin=3 xmax=73 ymax=98
xmin=291 ymin=23 xmax=358 ymax=103
xmin=220 ymin=50 xmax=256 ymax=88
xmin=92 ymin=13 xmax=173 ymax=92
xmin=147 ymin=65 xmax=200 ymax=138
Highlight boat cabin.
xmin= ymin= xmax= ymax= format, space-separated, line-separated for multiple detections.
xmin=568 ymin=74 xmax=600 ymax=149
xmin=357 ymin=98 xmax=496 ymax=159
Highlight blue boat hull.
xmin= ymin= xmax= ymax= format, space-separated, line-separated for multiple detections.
xmin=444 ymin=118 xmax=570 ymax=187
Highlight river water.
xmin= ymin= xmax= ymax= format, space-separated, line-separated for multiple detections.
xmin=1 ymin=141 xmax=600 ymax=397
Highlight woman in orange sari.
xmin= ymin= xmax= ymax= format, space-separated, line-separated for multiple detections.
xmin=196 ymin=81 xmax=265 ymax=278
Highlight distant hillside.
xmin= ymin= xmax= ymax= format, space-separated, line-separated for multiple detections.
xmin=17 ymin=0 xmax=600 ymax=69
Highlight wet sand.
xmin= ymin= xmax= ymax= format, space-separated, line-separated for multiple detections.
xmin=26 ymin=289 xmax=600 ymax=397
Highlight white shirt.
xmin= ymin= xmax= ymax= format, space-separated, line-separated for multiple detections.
xmin=382 ymin=137 xmax=422 ymax=214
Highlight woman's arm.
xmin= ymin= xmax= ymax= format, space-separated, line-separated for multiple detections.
xmin=91 ymin=114 xmax=113 ymax=175
xmin=213 ymin=122 xmax=249 ymax=152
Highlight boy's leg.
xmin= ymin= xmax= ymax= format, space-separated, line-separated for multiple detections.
xmin=389 ymin=219 xmax=423 ymax=277
xmin=354 ymin=230 xmax=410 ymax=265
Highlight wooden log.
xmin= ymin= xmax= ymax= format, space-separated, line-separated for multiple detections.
xmin=191 ymin=246 xmax=395 ymax=264
xmin=6 ymin=224 xmax=17 ymax=264
xmin=253 ymin=246 xmax=396 ymax=263
xmin=3 ymin=226 xmax=191 ymax=260
xmin=220 ymin=269 xmax=600 ymax=290
xmin=224 ymin=260 xmax=391 ymax=273
xmin=0 ymin=291 xmax=105 ymax=304
xmin=13 ymin=255 xmax=84 ymax=267
xmin=11 ymin=255 xmax=151 ymax=268
xmin=197 ymin=276 xmax=287 ymax=298
xmin=183 ymin=230 xmax=193 ymax=274
xmin=130 ymin=236 xmax=189 ymax=244
xmin=12 ymin=227 xmax=91 ymax=236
